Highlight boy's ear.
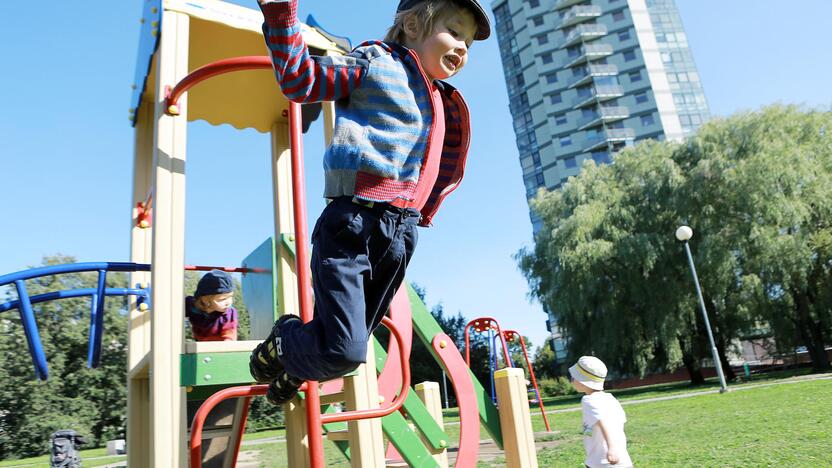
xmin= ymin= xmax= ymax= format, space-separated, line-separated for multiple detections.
xmin=402 ymin=14 xmax=422 ymax=43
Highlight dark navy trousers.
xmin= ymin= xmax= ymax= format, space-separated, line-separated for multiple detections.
xmin=278 ymin=196 xmax=419 ymax=381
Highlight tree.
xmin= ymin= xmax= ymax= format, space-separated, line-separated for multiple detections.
xmin=532 ymin=337 xmax=558 ymax=380
xmin=518 ymin=105 xmax=832 ymax=380
xmin=0 ymin=255 xmax=129 ymax=458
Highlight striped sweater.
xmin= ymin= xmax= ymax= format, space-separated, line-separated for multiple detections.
xmin=260 ymin=1 xmax=471 ymax=226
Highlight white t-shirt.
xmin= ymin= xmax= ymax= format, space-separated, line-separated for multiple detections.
xmin=581 ymin=391 xmax=633 ymax=468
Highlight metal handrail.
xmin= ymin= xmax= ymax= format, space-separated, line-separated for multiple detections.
xmin=164 ymin=56 xmax=273 ymax=115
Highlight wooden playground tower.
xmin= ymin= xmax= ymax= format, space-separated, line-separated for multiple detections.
xmin=127 ymin=1 xmax=541 ymax=466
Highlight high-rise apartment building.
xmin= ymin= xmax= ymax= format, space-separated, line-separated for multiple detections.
xmin=491 ymin=0 xmax=710 ymax=233
xmin=491 ymin=0 xmax=710 ymax=361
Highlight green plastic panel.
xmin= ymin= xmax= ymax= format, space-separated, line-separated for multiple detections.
xmin=406 ymin=284 xmax=504 ymax=449
xmin=181 ymin=352 xmax=253 ymax=387
xmin=241 ymin=237 xmax=279 ymax=340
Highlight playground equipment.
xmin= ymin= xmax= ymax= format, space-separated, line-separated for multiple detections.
xmin=502 ymin=330 xmax=551 ymax=433
xmin=464 ymin=318 xmax=551 ymax=432
xmin=1 ymin=1 xmax=541 ymax=466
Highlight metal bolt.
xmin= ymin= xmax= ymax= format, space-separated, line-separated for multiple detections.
xmin=439 ymin=440 xmax=447 ymax=448
xmin=439 ymin=340 xmax=447 ymax=349
xmin=204 ymin=374 xmax=212 ymax=381
xmin=203 ymin=357 xmax=212 ymax=363
xmin=186 ymin=386 xmax=193 ymax=393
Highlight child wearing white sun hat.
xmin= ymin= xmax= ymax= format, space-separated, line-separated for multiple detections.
xmin=569 ymin=356 xmax=633 ymax=467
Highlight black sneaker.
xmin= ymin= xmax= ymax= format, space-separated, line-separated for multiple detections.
xmin=266 ymin=370 xmax=303 ymax=405
xmin=249 ymin=314 xmax=302 ymax=383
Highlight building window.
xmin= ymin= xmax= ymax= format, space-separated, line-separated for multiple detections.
xmin=629 ymin=70 xmax=642 ymax=82
xmin=542 ymin=53 xmax=553 ymax=64
xmin=641 ymin=114 xmax=655 ymax=126
xmin=555 ymin=113 xmax=568 ymax=125
xmin=618 ymin=29 xmax=631 ymax=41
xmin=529 ymin=0 xmax=540 ymax=8
xmin=566 ymin=45 xmax=581 ymax=58
xmin=560 ymin=136 xmax=572 ymax=147
xmin=536 ymin=172 xmax=545 ymax=185
xmin=533 ymin=16 xmax=544 ymax=26
xmin=592 ymin=151 xmax=610 ymax=164
xmin=635 ymin=92 xmax=648 ymax=104
xmin=537 ymin=35 xmax=549 ymax=45
xmin=613 ymin=10 xmax=625 ymax=21
xmin=623 ymin=50 xmax=636 ymax=62
xmin=546 ymin=73 xmax=558 ymax=84
xmin=550 ymin=93 xmax=562 ymax=104
xmin=565 ymin=157 xmax=577 ymax=168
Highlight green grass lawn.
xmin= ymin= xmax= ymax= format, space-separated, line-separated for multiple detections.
xmin=484 ymin=377 xmax=832 ymax=467
xmin=3 ymin=372 xmax=828 ymax=467
xmin=243 ymin=375 xmax=831 ymax=467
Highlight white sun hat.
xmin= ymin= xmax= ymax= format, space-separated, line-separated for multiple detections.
xmin=569 ymin=356 xmax=608 ymax=391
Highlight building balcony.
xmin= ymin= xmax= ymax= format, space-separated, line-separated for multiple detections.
xmin=565 ymin=43 xmax=613 ymax=68
xmin=582 ymin=128 xmax=636 ymax=152
xmin=578 ymin=106 xmax=631 ymax=130
xmin=555 ymin=0 xmax=589 ymax=11
xmin=571 ymin=85 xmax=625 ymax=109
xmin=561 ymin=24 xmax=608 ymax=48
xmin=559 ymin=5 xmax=602 ymax=29
xmin=568 ymin=64 xmax=619 ymax=88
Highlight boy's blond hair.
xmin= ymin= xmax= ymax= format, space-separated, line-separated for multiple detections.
xmin=385 ymin=0 xmax=464 ymax=45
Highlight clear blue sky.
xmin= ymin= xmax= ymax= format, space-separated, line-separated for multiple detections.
xmin=1 ymin=1 xmax=830 ymax=352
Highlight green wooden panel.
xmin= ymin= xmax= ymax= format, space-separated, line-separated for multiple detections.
xmin=241 ymin=237 xmax=278 ymax=340
xmin=406 ymin=284 xmax=504 ymax=449
xmin=380 ymin=410 xmax=439 ymax=467
xmin=181 ymin=352 xmax=253 ymax=387
xmin=373 ymin=339 xmax=449 ymax=451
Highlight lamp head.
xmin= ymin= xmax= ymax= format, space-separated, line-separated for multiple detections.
xmin=675 ymin=225 xmax=693 ymax=242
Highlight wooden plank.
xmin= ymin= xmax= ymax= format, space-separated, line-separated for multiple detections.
xmin=149 ymin=9 xmax=190 ymax=467
xmin=494 ymin=368 xmax=538 ymax=468
xmin=415 ymin=382 xmax=449 ymax=468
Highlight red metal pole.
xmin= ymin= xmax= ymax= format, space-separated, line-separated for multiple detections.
xmin=320 ymin=316 xmax=411 ymax=424
xmin=517 ymin=334 xmax=550 ymax=432
xmin=183 ymin=265 xmax=252 ymax=273
xmin=230 ymin=397 xmax=253 ymax=466
xmin=464 ymin=322 xmax=473 ymax=366
xmin=288 ymin=101 xmax=325 ymax=468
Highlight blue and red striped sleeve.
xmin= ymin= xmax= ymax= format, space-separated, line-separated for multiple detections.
xmin=259 ymin=0 xmax=369 ymax=103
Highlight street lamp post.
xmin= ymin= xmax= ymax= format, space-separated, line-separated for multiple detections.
xmin=675 ymin=226 xmax=729 ymax=393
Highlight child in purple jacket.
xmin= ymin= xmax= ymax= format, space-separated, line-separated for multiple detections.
xmin=186 ymin=270 xmax=238 ymax=342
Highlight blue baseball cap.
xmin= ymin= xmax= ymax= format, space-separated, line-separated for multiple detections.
xmin=194 ymin=269 xmax=234 ymax=297
xmin=397 ymin=0 xmax=491 ymax=41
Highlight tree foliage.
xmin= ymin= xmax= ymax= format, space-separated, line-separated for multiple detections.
xmin=0 ymin=255 xmax=130 ymax=458
xmin=518 ymin=106 xmax=832 ymax=381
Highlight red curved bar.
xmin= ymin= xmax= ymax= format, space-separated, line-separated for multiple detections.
xmin=320 ymin=316 xmax=411 ymax=424
xmin=376 ymin=288 xmax=412 ymax=403
xmin=432 ymin=333 xmax=480 ymax=467
xmin=503 ymin=330 xmax=551 ymax=432
xmin=464 ymin=317 xmax=511 ymax=368
xmin=164 ymin=56 xmax=273 ymax=113
xmin=189 ymin=315 xmax=410 ymax=467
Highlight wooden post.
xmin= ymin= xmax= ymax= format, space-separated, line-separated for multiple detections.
xmin=128 ymin=96 xmax=154 ymax=468
xmin=149 ymin=9 xmax=190 ymax=468
xmin=415 ymin=382 xmax=449 ymax=467
xmin=494 ymin=368 xmax=538 ymax=468
xmin=342 ymin=345 xmax=385 ymax=467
